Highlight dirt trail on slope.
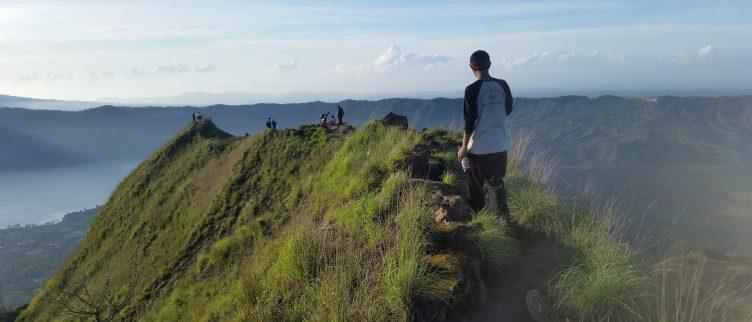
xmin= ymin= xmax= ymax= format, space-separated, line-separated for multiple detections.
xmin=464 ymin=237 xmax=568 ymax=322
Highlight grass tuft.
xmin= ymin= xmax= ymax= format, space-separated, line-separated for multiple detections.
xmin=468 ymin=210 xmax=516 ymax=277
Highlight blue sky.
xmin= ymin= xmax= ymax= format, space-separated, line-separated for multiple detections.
xmin=0 ymin=0 xmax=750 ymax=100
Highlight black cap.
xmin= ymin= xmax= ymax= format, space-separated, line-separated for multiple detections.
xmin=469 ymin=50 xmax=491 ymax=70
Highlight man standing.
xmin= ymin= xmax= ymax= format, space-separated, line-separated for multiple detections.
xmin=337 ymin=105 xmax=345 ymax=125
xmin=457 ymin=50 xmax=514 ymax=220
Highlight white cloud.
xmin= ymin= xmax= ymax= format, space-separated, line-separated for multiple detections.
xmin=669 ymin=45 xmax=716 ymax=64
xmin=272 ymin=59 xmax=298 ymax=72
xmin=697 ymin=44 xmax=714 ymax=59
xmin=343 ymin=45 xmax=451 ymax=72
xmin=498 ymin=49 xmax=630 ymax=69
xmin=153 ymin=63 xmax=190 ymax=74
xmin=152 ymin=62 xmax=218 ymax=74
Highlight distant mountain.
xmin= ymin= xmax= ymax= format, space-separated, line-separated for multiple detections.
xmin=99 ymin=88 xmax=752 ymax=107
xmin=2 ymin=96 xmax=750 ymax=250
xmin=0 ymin=94 xmax=102 ymax=111
xmin=0 ymin=125 xmax=88 ymax=173
xmin=99 ymin=90 xmax=463 ymax=106
xmin=3 ymin=95 xmax=750 ymax=168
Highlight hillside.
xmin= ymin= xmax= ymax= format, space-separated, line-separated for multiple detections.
xmin=17 ymin=118 xmax=751 ymax=321
xmin=0 ymin=208 xmax=99 ymax=308
xmin=19 ymin=119 xmax=500 ymax=320
xmin=0 ymin=125 xmax=88 ymax=173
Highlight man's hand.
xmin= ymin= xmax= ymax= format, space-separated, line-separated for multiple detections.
xmin=457 ymin=145 xmax=467 ymax=161
xmin=459 ymin=132 xmax=471 ymax=161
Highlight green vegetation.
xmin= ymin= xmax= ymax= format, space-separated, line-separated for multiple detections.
xmin=503 ymin=133 xmax=752 ymax=321
xmin=0 ymin=207 xmax=99 ymax=308
xmin=20 ymin=120 xmax=515 ymax=321
xmin=467 ymin=211 xmax=515 ymax=277
xmin=17 ymin=117 xmax=750 ymax=321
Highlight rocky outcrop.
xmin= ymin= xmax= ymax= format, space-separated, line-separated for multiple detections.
xmin=379 ymin=112 xmax=408 ymax=129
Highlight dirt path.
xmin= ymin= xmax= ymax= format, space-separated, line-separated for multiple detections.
xmin=464 ymin=237 xmax=568 ymax=322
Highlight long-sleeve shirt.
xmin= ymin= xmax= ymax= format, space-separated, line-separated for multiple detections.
xmin=463 ymin=78 xmax=513 ymax=154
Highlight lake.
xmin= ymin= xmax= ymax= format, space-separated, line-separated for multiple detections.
xmin=0 ymin=159 xmax=140 ymax=228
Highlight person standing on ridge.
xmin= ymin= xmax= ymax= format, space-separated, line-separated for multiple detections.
xmin=320 ymin=113 xmax=329 ymax=129
xmin=271 ymin=118 xmax=277 ymax=130
xmin=337 ymin=105 xmax=345 ymax=125
xmin=266 ymin=117 xmax=272 ymax=129
xmin=457 ymin=50 xmax=514 ymax=220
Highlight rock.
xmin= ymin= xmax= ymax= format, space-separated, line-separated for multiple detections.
xmin=379 ymin=112 xmax=408 ymax=129
xmin=526 ymin=289 xmax=556 ymax=322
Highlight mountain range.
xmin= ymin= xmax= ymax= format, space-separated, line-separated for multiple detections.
xmin=1 ymin=95 xmax=750 ymax=251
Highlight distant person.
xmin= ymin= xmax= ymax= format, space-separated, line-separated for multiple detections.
xmin=271 ymin=119 xmax=278 ymax=130
xmin=337 ymin=105 xmax=345 ymax=125
xmin=192 ymin=113 xmax=196 ymax=123
xmin=266 ymin=117 xmax=272 ymax=129
xmin=320 ymin=113 xmax=329 ymax=129
xmin=330 ymin=115 xmax=336 ymax=126
xmin=457 ymin=50 xmax=514 ymax=220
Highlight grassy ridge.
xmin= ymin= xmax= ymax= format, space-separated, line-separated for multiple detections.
xmin=21 ymin=118 xmax=746 ymax=321
xmin=21 ymin=121 xmax=513 ymax=321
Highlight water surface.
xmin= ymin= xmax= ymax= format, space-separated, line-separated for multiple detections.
xmin=0 ymin=159 xmax=140 ymax=228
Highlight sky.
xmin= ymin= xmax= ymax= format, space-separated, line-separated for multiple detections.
xmin=0 ymin=0 xmax=750 ymax=101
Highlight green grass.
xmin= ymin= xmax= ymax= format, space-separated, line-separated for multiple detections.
xmin=26 ymin=119 xmax=733 ymax=321
xmin=468 ymin=211 xmax=516 ymax=277
xmin=551 ymin=240 xmax=652 ymax=321
xmin=505 ymin=133 xmax=657 ymax=321
xmin=22 ymin=120 xmax=480 ymax=321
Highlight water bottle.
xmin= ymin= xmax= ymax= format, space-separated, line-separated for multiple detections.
xmin=461 ymin=156 xmax=472 ymax=173
xmin=459 ymin=147 xmax=472 ymax=173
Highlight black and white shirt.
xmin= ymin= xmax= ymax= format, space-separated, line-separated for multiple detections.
xmin=463 ymin=78 xmax=513 ymax=154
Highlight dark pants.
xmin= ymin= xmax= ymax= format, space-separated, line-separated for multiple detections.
xmin=466 ymin=151 xmax=510 ymax=220
xmin=337 ymin=114 xmax=344 ymax=125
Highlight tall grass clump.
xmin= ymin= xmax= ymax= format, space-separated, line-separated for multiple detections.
xmin=506 ymin=132 xmax=656 ymax=320
xmin=505 ymin=131 xmax=563 ymax=237
xmin=509 ymin=186 xmax=563 ymax=236
xmin=548 ymin=181 xmax=654 ymax=321
xmin=552 ymin=242 xmax=652 ymax=321
xmin=468 ymin=210 xmax=516 ymax=277
xmin=653 ymin=253 xmax=752 ymax=322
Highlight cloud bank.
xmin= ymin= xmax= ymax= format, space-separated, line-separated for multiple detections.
xmin=7 ymin=62 xmax=218 ymax=84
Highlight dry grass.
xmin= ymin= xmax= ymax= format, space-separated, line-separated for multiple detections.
xmin=654 ymin=253 xmax=752 ymax=322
